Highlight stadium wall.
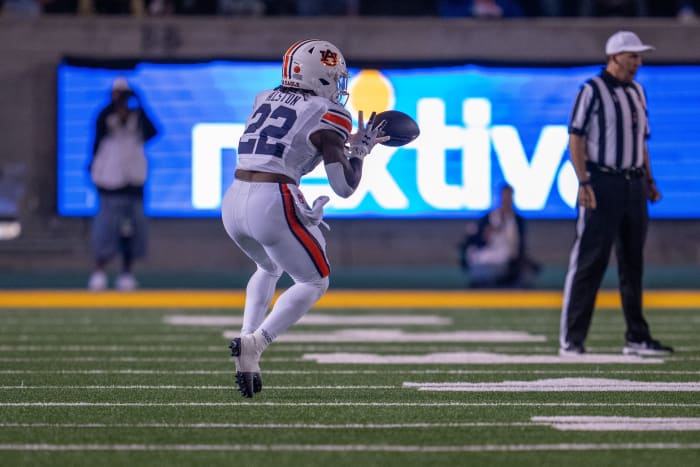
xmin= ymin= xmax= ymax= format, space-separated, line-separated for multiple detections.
xmin=0 ymin=16 xmax=699 ymax=280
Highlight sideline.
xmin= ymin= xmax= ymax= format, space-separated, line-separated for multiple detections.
xmin=0 ymin=290 xmax=699 ymax=309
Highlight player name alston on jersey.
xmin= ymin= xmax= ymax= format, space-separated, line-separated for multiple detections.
xmin=265 ymin=91 xmax=303 ymax=106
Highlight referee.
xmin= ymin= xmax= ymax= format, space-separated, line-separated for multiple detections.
xmin=559 ymin=31 xmax=673 ymax=356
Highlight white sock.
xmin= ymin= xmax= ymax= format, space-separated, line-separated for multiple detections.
xmin=241 ymin=267 xmax=281 ymax=335
xmin=251 ymin=329 xmax=272 ymax=354
xmin=257 ymin=277 xmax=329 ymax=340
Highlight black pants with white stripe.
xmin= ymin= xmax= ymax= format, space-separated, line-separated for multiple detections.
xmin=560 ymin=172 xmax=652 ymax=348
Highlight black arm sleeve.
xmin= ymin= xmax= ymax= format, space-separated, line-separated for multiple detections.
xmin=473 ymin=214 xmax=490 ymax=248
xmin=88 ymin=106 xmax=110 ymax=172
xmin=140 ymin=109 xmax=158 ymax=142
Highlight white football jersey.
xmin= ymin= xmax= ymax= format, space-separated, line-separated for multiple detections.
xmin=235 ymin=88 xmax=352 ymax=183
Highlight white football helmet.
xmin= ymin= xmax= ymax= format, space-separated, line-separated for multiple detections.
xmin=281 ymin=39 xmax=349 ymax=105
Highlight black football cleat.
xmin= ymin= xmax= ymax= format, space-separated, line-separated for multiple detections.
xmin=235 ymin=371 xmax=256 ymax=398
xmin=229 ymin=337 xmax=263 ymax=397
xmin=229 ymin=337 xmax=241 ymax=358
xmin=253 ymin=373 xmax=263 ymax=393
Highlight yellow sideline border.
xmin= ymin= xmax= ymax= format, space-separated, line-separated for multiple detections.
xmin=0 ymin=290 xmax=699 ymax=309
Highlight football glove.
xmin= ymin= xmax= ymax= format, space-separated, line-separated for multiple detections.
xmin=294 ymin=194 xmax=331 ymax=230
xmin=347 ymin=111 xmax=390 ymax=160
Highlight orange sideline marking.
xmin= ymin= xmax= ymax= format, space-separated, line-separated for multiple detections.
xmin=0 ymin=290 xmax=699 ymax=309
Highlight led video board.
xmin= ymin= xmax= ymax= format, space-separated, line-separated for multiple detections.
xmin=57 ymin=59 xmax=700 ymax=218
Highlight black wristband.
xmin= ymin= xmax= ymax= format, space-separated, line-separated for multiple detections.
xmin=579 ymin=180 xmax=591 ymax=186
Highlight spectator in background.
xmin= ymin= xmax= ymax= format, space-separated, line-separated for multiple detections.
xmin=458 ymin=184 xmax=540 ymax=288
xmin=144 ymin=0 xmax=173 ymax=14
xmin=675 ymin=0 xmax=698 ymax=20
xmin=87 ymin=78 xmax=158 ymax=291
xmin=295 ymin=0 xmax=352 ymax=15
xmin=1 ymin=0 xmax=41 ymax=16
xmin=439 ymin=0 xmax=524 ymax=17
xmin=173 ymin=0 xmax=220 ymax=14
xmin=62 ymin=0 xmax=146 ymax=15
xmin=263 ymin=0 xmax=295 ymax=14
xmin=92 ymin=0 xmax=135 ymax=14
xmin=357 ymin=0 xmax=435 ymax=14
xmin=518 ymin=0 xmax=568 ymax=16
xmin=145 ymin=0 xmax=264 ymax=15
xmin=40 ymin=0 xmax=79 ymax=13
xmin=578 ymin=0 xmax=648 ymax=16
xmin=218 ymin=0 xmax=264 ymax=15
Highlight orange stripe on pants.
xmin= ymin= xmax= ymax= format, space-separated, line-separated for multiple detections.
xmin=280 ymin=184 xmax=330 ymax=277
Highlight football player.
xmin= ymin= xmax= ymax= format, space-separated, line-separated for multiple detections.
xmin=221 ymin=39 xmax=388 ymax=397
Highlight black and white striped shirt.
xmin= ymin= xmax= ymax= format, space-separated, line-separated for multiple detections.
xmin=569 ymin=69 xmax=650 ymax=169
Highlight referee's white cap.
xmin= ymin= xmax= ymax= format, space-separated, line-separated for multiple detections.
xmin=606 ymin=31 xmax=655 ymax=55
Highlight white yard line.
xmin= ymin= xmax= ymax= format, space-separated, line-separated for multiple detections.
xmin=4 ymin=379 xmax=700 ymax=392
xmin=0 ymin=370 xmax=236 ymax=374
xmin=0 ymin=422 xmax=532 ymax=429
xmin=0 ymin=335 xmax=215 ymax=343
xmin=164 ymin=314 xmax=451 ymax=326
xmin=532 ymin=416 xmax=700 ymax=431
xmin=0 ymin=345 xmax=227 ymax=352
xmin=2 ymin=344 xmax=700 ymax=354
xmin=0 ymin=385 xmax=397 ymax=390
xmin=2 ymin=419 xmax=699 ymax=431
xmin=2 ymin=369 xmax=700 ymax=375
xmin=0 ymin=443 xmax=698 ymax=452
xmin=3 ymin=334 xmax=699 ymax=343
xmin=0 ymin=357 xmax=301 ymax=363
xmin=302 ymin=351 xmax=664 ymax=364
xmin=223 ymin=329 xmax=546 ymax=343
xmin=404 ymin=378 xmax=700 ymax=392
xmin=1 ymin=402 xmax=699 ymax=407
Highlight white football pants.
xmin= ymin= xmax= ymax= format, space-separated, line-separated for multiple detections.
xmin=221 ymin=180 xmax=330 ymax=341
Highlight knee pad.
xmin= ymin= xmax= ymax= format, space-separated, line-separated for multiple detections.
xmin=306 ymin=276 xmax=330 ymax=297
xmin=317 ymin=276 xmax=330 ymax=293
xmin=258 ymin=265 xmax=283 ymax=279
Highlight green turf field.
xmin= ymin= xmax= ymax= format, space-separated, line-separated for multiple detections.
xmin=0 ymin=291 xmax=698 ymax=466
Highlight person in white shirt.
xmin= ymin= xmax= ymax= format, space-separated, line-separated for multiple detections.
xmin=87 ymin=77 xmax=158 ymax=291
xmin=458 ymin=184 xmax=539 ymax=288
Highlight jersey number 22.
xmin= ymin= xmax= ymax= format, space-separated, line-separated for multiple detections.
xmin=238 ymin=103 xmax=297 ymax=158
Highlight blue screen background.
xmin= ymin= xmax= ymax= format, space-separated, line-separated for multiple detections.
xmin=56 ymin=60 xmax=700 ymax=218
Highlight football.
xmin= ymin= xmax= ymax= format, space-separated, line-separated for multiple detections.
xmin=371 ymin=110 xmax=420 ymax=147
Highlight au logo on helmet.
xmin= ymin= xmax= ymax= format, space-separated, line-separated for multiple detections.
xmin=319 ymin=49 xmax=338 ymax=66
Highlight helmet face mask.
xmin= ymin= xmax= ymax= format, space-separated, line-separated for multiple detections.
xmin=282 ymin=39 xmax=349 ymax=105
xmin=336 ymin=72 xmax=349 ymax=106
